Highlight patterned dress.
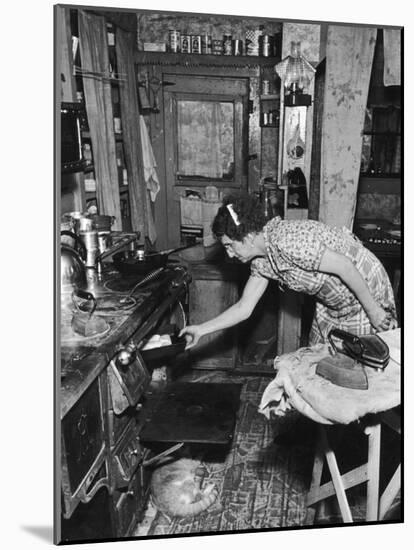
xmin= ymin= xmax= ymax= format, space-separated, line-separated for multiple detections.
xmin=250 ymin=217 xmax=396 ymax=344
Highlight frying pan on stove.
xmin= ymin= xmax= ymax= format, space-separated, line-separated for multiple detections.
xmin=112 ymin=245 xmax=194 ymax=276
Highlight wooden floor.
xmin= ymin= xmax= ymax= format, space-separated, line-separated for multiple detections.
xmin=134 ymin=370 xmax=400 ymax=538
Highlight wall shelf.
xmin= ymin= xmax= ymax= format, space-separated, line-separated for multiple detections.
xmin=135 ymin=50 xmax=280 ymax=69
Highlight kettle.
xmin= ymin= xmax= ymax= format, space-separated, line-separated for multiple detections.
xmin=60 ymin=231 xmax=87 ymax=293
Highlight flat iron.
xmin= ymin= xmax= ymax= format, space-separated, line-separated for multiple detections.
xmin=316 ymin=329 xmax=368 ymax=390
xmin=342 ymin=333 xmax=390 ymax=370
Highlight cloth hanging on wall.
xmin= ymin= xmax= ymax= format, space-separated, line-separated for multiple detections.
xmin=319 ymin=26 xmax=376 ymax=229
xmin=139 ymin=115 xmax=160 ymax=201
xmin=115 ymin=26 xmax=150 ymax=241
xmin=139 ymin=115 xmax=160 ymax=245
xmin=383 ymin=29 xmax=401 ymax=87
xmin=78 ymin=11 xmax=122 ymax=231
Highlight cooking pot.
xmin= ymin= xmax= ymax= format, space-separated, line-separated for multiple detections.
xmin=61 ymin=230 xmax=87 ymax=292
xmin=112 ymin=245 xmax=194 ymax=276
xmin=90 ymin=214 xmax=116 ymax=233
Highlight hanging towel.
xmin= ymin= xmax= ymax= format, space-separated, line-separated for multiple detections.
xmin=139 ymin=115 xmax=160 ymax=201
xmin=139 ymin=115 xmax=160 ymax=244
xmin=383 ymin=29 xmax=401 ymax=87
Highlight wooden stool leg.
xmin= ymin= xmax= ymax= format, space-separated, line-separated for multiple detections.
xmin=379 ymin=465 xmax=401 ymax=520
xmin=305 ymin=428 xmax=325 ymax=525
xmin=320 ymin=426 xmax=353 ymax=523
xmin=365 ymin=422 xmax=381 ymax=521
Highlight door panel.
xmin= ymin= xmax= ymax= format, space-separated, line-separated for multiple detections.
xmin=163 ymin=74 xmax=249 ymax=247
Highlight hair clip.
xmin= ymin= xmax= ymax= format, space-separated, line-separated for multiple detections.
xmin=227 ymin=204 xmax=241 ymax=226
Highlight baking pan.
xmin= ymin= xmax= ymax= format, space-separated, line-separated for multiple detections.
xmin=140 ymin=326 xmax=186 ymax=364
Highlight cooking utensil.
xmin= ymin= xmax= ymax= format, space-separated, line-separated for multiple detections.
xmin=79 ymin=229 xmax=99 ymax=267
xmin=71 ymin=288 xmax=109 ymax=337
xmin=60 ymin=231 xmax=87 ymax=292
xmin=315 ymin=329 xmax=368 ymax=390
xmin=140 ymin=324 xmax=187 ymax=364
xmin=119 ymin=267 xmax=165 ymax=303
xmin=112 ymin=244 xmax=194 ymax=276
xmin=90 ymin=214 xmax=115 ymax=232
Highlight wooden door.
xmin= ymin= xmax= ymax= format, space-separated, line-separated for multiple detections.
xmin=162 ymin=73 xmax=250 ymax=247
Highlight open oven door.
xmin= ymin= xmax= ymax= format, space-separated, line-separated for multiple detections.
xmin=139 ymin=382 xmax=242 ymax=446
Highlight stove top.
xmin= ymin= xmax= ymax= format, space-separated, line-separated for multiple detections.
xmin=60 ymin=265 xmax=188 ymax=351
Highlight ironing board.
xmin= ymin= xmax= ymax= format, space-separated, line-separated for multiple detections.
xmin=258 ymin=329 xmax=401 ymax=524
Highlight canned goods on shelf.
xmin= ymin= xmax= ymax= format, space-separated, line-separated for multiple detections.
xmin=259 ymin=35 xmax=273 ymax=57
xmin=223 ymin=34 xmax=232 ymax=55
xmin=181 ymin=35 xmax=191 ymax=53
xmin=232 ymin=39 xmax=243 ymax=56
xmin=191 ymin=35 xmax=201 ymax=54
xmin=262 ymin=80 xmax=270 ymax=95
xmin=169 ymin=29 xmax=181 ymax=53
xmin=212 ymin=39 xmax=223 ymax=55
xmin=201 ymin=34 xmax=212 ymax=54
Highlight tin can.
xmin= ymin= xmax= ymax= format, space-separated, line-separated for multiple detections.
xmin=223 ymin=34 xmax=232 ymax=55
xmin=201 ymin=34 xmax=212 ymax=54
xmin=259 ymin=35 xmax=273 ymax=57
xmin=232 ymin=39 xmax=243 ymax=56
xmin=181 ymin=34 xmax=191 ymax=54
xmin=191 ymin=35 xmax=201 ymax=54
xmin=169 ymin=29 xmax=180 ymax=53
xmin=212 ymin=39 xmax=223 ymax=55
xmin=262 ymin=80 xmax=270 ymax=95
xmin=113 ymin=117 xmax=122 ymax=134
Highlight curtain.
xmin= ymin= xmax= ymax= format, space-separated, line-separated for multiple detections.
xmin=176 ymin=101 xmax=229 ymax=179
xmin=319 ymin=26 xmax=377 ymax=229
xmin=383 ymin=29 xmax=401 ymax=87
xmin=115 ymin=26 xmax=150 ymax=241
xmin=78 ymin=11 xmax=122 ymax=230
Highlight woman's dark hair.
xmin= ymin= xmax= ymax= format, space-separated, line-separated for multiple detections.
xmin=211 ymin=192 xmax=267 ymax=241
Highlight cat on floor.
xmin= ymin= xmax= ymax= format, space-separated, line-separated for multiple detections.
xmin=150 ymin=457 xmax=219 ymax=519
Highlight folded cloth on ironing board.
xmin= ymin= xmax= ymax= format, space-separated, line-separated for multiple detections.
xmin=259 ymin=330 xmax=401 ymax=425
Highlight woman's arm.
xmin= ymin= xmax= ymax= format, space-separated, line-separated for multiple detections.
xmin=179 ymin=275 xmax=269 ymax=348
xmin=319 ymin=247 xmax=396 ymax=331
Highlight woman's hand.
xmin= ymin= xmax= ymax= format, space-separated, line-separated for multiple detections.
xmin=368 ymin=304 xmax=398 ymax=332
xmin=179 ymin=325 xmax=204 ymax=349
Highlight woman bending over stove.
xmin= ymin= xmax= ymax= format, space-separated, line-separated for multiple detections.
xmin=180 ymin=192 xmax=397 ymax=349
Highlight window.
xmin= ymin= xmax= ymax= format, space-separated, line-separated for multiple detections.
xmin=176 ymin=99 xmax=235 ymax=181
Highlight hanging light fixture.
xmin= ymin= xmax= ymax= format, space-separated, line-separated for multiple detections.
xmin=275 ymin=41 xmax=316 ymax=106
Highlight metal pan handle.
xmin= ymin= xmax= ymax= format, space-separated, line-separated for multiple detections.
xmin=61 ymin=230 xmax=87 ymax=261
xmin=328 ymin=328 xmax=363 ymax=356
xmin=72 ymin=288 xmax=97 ymax=318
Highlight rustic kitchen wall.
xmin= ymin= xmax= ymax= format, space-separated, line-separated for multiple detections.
xmin=136 ymin=13 xmax=282 ymax=51
xmin=136 ymin=12 xmax=283 ymax=184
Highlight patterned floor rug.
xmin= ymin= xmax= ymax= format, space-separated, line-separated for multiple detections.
xmin=135 ymin=373 xmax=315 ymax=537
xmin=134 ymin=371 xmax=400 ymax=538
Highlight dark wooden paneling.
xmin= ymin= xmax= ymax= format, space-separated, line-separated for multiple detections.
xmin=187 ymin=262 xmax=240 ymax=370
xmin=358 ymin=176 xmax=401 ymax=195
xmin=308 ymin=58 xmax=326 ymax=221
